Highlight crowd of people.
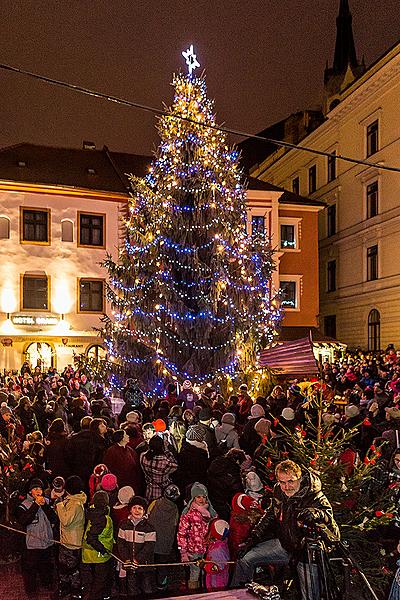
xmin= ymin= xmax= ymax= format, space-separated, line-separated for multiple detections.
xmin=0 ymin=347 xmax=400 ymax=600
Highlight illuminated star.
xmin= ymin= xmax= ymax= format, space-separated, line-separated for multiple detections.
xmin=182 ymin=45 xmax=200 ymax=75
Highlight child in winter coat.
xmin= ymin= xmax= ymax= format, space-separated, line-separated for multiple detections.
xmin=112 ymin=485 xmax=135 ymax=529
xmin=229 ymin=492 xmax=263 ymax=561
xmin=204 ymin=519 xmax=230 ymax=591
xmin=148 ymin=483 xmax=180 ymax=591
xmin=117 ymin=495 xmax=157 ymax=596
xmin=177 ymin=482 xmax=217 ymax=590
xmin=81 ymin=490 xmax=114 ymax=600
xmin=55 ymin=475 xmax=87 ymax=598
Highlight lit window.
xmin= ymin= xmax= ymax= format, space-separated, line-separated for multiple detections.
xmin=23 ymin=275 xmax=49 ymax=310
xmin=87 ymin=344 xmax=107 ymax=361
xmin=79 ymin=279 xmax=104 ymax=312
xmin=366 ymin=181 xmax=378 ymax=219
xmin=21 ymin=208 xmax=49 ymax=243
xmin=366 ymin=120 xmax=379 ymax=157
xmin=280 ymin=281 xmax=297 ymax=308
xmin=368 ymin=309 xmax=380 ymax=351
xmin=78 ymin=213 xmax=105 ymax=247
xmin=251 ymin=215 xmax=265 ymax=237
xmin=281 ymin=224 xmax=296 ymax=249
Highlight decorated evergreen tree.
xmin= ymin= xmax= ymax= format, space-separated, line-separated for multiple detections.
xmin=101 ymin=48 xmax=281 ymax=391
xmin=257 ymin=385 xmax=395 ymax=595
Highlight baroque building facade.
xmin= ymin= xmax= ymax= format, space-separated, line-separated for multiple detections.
xmin=249 ymin=1 xmax=400 ymax=351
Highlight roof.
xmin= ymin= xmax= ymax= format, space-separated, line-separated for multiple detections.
xmin=258 ymin=336 xmax=319 ymax=374
xmin=0 ymin=142 xmax=324 ymax=207
xmin=0 ymin=143 xmax=151 ymax=193
xmin=280 ymin=326 xmax=344 ymax=345
xmin=247 ymin=177 xmax=325 ymax=208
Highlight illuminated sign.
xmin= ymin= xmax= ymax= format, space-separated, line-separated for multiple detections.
xmin=11 ymin=315 xmax=59 ymax=326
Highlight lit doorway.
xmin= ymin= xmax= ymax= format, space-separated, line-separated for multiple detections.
xmin=25 ymin=342 xmax=54 ymax=371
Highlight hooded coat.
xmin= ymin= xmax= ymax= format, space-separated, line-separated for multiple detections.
xmin=56 ymin=491 xmax=87 ymax=549
xmin=250 ymin=469 xmax=339 ymax=556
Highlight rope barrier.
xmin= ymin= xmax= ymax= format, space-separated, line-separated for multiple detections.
xmin=0 ymin=521 xmax=236 ymax=569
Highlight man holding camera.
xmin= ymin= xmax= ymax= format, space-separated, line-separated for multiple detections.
xmin=231 ymin=460 xmax=339 ymax=599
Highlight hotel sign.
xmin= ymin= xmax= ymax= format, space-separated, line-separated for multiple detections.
xmin=11 ymin=315 xmax=59 ymax=326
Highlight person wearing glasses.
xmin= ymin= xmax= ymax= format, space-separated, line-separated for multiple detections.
xmin=231 ymin=459 xmax=339 ymax=599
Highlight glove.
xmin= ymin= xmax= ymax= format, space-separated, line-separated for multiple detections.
xmin=180 ymin=551 xmax=189 ymax=563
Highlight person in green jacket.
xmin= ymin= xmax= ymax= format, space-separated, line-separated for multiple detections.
xmin=81 ymin=490 xmax=114 ymax=600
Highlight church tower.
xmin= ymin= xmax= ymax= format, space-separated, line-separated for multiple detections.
xmin=323 ymin=0 xmax=365 ymax=114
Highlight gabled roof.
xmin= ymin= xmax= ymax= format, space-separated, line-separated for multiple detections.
xmin=0 ymin=143 xmax=151 ymax=194
xmin=247 ymin=177 xmax=325 ymax=208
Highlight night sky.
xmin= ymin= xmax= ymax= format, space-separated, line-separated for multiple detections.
xmin=0 ymin=1 xmax=399 ymax=156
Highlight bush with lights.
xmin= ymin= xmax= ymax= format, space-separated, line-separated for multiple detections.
xmin=99 ymin=58 xmax=281 ymax=392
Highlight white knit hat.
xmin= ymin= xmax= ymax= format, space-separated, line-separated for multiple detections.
xmin=246 ymin=471 xmax=263 ymax=492
xmin=281 ymin=407 xmax=295 ymax=421
xmin=182 ymin=380 xmax=192 ymax=389
xmin=117 ymin=486 xmax=134 ymax=505
xmin=249 ymin=404 xmax=265 ymax=419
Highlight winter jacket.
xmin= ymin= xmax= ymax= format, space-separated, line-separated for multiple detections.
xmin=66 ymin=429 xmax=94 ymax=485
xmin=250 ymin=469 xmax=339 ymax=555
xmin=215 ymin=423 xmax=240 ymax=450
xmin=140 ymin=451 xmax=178 ymax=501
xmin=82 ymin=505 xmax=114 ymax=563
xmin=44 ymin=433 xmax=71 ymax=479
xmin=148 ymin=497 xmax=179 ymax=555
xmin=56 ymin=491 xmax=87 ymax=550
xmin=175 ymin=441 xmax=209 ymax=493
xmin=15 ymin=495 xmax=54 ymax=550
xmin=229 ymin=500 xmax=263 ymax=560
xmin=177 ymin=505 xmax=213 ymax=555
xmin=207 ymin=456 xmax=244 ymax=521
xmin=239 ymin=418 xmax=263 ymax=455
xmin=104 ymin=443 xmax=144 ymax=495
xmin=117 ymin=515 xmax=156 ymax=564
xmin=205 ymin=539 xmax=230 ymax=591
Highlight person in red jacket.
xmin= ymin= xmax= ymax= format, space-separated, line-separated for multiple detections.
xmin=228 ymin=493 xmax=263 ymax=561
xmin=103 ymin=429 xmax=144 ymax=495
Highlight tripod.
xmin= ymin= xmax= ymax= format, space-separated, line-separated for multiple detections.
xmin=301 ymin=532 xmax=380 ymax=600
xmin=302 ymin=535 xmax=342 ymax=600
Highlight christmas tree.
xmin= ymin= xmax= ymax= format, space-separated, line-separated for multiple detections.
xmin=101 ymin=47 xmax=281 ymax=392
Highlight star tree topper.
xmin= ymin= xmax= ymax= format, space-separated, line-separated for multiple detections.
xmin=182 ymin=45 xmax=200 ymax=75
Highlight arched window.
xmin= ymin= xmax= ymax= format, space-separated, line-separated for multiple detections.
xmin=368 ymin=309 xmax=380 ymax=352
xmin=0 ymin=216 xmax=10 ymax=239
xmin=61 ymin=219 xmax=74 ymax=242
xmin=86 ymin=344 xmax=107 ymax=361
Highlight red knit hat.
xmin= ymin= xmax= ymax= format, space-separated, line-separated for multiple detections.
xmin=101 ymin=473 xmax=118 ymax=492
xmin=209 ymin=518 xmax=229 ymax=540
xmin=93 ymin=464 xmax=109 ymax=478
xmin=231 ymin=492 xmax=257 ymax=513
xmin=152 ymin=418 xmax=167 ymax=432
